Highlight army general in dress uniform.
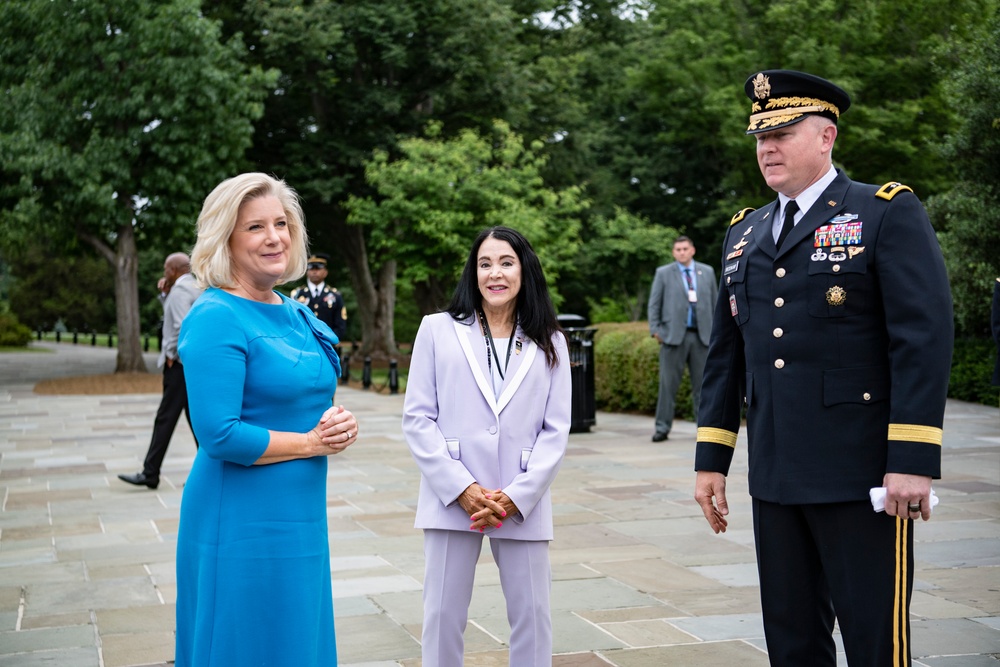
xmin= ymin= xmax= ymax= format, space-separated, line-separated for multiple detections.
xmin=693 ymin=70 xmax=953 ymax=667
xmin=292 ymin=253 xmax=348 ymax=342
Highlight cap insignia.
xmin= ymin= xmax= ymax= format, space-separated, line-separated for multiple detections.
xmin=752 ymin=73 xmax=771 ymax=100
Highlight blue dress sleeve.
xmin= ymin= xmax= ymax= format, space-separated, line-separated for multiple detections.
xmin=179 ymin=298 xmax=271 ymax=467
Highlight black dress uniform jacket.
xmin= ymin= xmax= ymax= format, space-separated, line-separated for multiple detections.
xmin=291 ymin=284 xmax=347 ymax=341
xmin=695 ymin=170 xmax=953 ymax=504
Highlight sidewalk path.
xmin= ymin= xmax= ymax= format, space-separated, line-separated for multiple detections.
xmin=1 ymin=342 xmax=998 ymax=666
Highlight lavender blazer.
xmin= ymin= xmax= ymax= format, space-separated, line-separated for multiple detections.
xmin=402 ymin=312 xmax=572 ymax=541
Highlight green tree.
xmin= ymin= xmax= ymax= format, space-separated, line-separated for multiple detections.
xmin=207 ymin=0 xmax=530 ymax=356
xmin=345 ymin=121 xmax=585 ymax=351
xmin=5 ymin=245 xmax=117 ymax=334
xmin=582 ymin=208 xmax=679 ymax=321
xmin=929 ymin=8 xmax=1000 ymax=337
xmin=619 ymin=0 xmax=986 ymax=261
xmin=0 ymin=0 xmax=273 ymax=371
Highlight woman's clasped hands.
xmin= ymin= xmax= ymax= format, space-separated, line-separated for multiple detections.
xmin=458 ymin=482 xmax=519 ymax=532
xmin=309 ymin=405 xmax=359 ymax=455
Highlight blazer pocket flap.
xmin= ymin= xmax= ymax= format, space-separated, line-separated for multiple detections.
xmin=445 ymin=438 xmax=460 ymax=460
xmin=823 ymin=367 xmax=889 ymax=406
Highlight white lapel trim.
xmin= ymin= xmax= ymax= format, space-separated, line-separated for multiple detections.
xmin=496 ymin=337 xmax=537 ymax=413
xmin=452 ymin=319 xmax=498 ymax=414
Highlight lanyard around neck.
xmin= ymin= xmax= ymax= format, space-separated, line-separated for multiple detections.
xmin=478 ymin=309 xmax=516 ymax=381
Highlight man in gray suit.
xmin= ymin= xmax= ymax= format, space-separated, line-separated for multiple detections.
xmin=647 ymin=236 xmax=717 ymax=441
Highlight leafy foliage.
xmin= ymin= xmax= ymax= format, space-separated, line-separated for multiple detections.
xmin=582 ymin=209 xmax=679 ymax=321
xmin=6 ymin=245 xmax=117 ymax=333
xmin=0 ymin=0 xmax=273 ymax=370
xmin=592 ymin=321 xmax=693 ymax=419
xmin=929 ymin=9 xmax=1000 ymax=338
xmin=948 ymin=339 xmax=998 ymax=406
xmin=346 ymin=121 xmax=585 ymax=314
xmin=0 ymin=312 xmax=32 ymax=347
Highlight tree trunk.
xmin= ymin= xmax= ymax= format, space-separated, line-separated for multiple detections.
xmin=112 ymin=223 xmax=147 ymax=372
xmin=79 ymin=221 xmax=147 ymax=373
xmin=330 ymin=218 xmax=398 ymax=356
xmin=369 ymin=259 xmax=397 ymax=356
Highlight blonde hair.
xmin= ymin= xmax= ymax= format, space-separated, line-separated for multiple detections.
xmin=190 ymin=173 xmax=309 ymax=290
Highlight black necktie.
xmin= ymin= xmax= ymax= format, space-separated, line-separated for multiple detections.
xmin=776 ymin=200 xmax=799 ymax=250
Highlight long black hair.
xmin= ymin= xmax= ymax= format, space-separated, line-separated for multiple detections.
xmin=446 ymin=226 xmax=563 ymax=368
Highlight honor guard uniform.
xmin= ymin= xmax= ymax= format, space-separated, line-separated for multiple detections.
xmin=694 ymin=70 xmax=953 ymax=666
xmin=292 ymin=253 xmax=348 ymax=342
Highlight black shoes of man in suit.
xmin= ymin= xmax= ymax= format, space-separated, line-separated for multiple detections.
xmin=118 ymin=472 xmax=159 ymax=489
xmin=651 ymin=432 xmax=669 ymax=442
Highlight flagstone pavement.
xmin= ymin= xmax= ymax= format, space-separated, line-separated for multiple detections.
xmin=1 ymin=342 xmax=998 ymax=666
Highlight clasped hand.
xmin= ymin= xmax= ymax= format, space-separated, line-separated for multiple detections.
xmin=458 ymin=483 xmax=519 ymax=532
xmin=309 ymin=405 xmax=359 ymax=455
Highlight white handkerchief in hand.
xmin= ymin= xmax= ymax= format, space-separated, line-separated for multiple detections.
xmin=869 ymin=487 xmax=939 ymax=513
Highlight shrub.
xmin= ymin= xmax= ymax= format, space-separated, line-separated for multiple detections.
xmin=949 ymin=338 xmax=998 ymax=407
xmin=592 ymin=322 xmax=693 ymax=420
xmin=0 ymin=312 xmax=32 ymax=347
xmin=589 ymin=324 xmax=1000 ymax=417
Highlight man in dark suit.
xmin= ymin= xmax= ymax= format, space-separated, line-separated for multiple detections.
xmin=119 ymin=252 xmax=203 ymax=489
xmin=647 ymin=236 xmax=717 ymax=441
xmin=291 ymin=252 xmax=348 ymax=341
xmin=693 ymin=70 xmax=953 ymax=666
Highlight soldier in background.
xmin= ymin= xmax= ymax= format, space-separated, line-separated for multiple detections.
xmin=292 ymin=252 xmax=348 ymax=342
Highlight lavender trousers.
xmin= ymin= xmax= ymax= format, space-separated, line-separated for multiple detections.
xmin=421 ymin=529 xmax=552 ymax=667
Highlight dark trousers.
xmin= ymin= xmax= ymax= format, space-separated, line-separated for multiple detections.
xmin=142 ymin=361 xmax=197 ymax=477
xmin=753 ymin=498 xmax=914 ymax=667
xmin=654 ymin=330 xmax=707 ymax=435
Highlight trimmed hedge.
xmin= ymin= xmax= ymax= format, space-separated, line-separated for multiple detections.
xmin=949 ymin=338 xmax=998 ymax=407
xmin=593 ymin=322 xmax=693 ymax=420
xmin=591 ymin=323 xmax=998 ymax=416
xmin=0 ymin=312 xmax=32 ymax=347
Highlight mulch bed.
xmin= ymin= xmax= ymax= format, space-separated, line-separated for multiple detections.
xmin=34 ymin=373 xmax=163 ymax=395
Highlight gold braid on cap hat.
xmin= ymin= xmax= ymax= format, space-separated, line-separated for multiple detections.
xmin=748 ymin=96 xmax=842 ymax=132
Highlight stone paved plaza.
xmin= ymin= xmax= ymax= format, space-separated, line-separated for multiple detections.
xmin=1 ymin=342 xmax=998 ymax=666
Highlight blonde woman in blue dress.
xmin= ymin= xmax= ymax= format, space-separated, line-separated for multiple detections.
xmin=176 ymin=173 xmax=358 ymax=666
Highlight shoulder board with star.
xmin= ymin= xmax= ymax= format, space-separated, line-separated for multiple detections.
xmin=730 ymin=207 xmax=755 ymax=226
xmin=875 ymin=182 xmax=913 ymax=201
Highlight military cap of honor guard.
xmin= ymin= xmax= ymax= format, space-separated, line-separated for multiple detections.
xmin=744 ymin=69 xmax=852 ymax=135
xmin=307 ymin=253 xmax=329 ymax=270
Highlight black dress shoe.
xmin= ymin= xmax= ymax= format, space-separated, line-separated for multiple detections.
xmin=651 ymin=432 xmax=669 ymax=442
xmin=118 ymin=472 xmax=159 ymax=489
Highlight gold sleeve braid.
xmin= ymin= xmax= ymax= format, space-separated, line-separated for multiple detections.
xmin=887 ymin=424 xmax=943 ymax=446
xmin=697 ymin=427 xmax=738 ymax=448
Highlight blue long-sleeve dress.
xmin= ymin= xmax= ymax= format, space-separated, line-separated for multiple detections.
xmin=175 ymin=288 xmax=340 ymax=666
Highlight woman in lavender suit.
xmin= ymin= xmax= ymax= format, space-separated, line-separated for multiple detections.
xmin=402 ymin=226 xmax=572 ymax=666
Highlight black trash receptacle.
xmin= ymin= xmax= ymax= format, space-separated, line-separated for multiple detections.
xmin=558 ymin=315 xmax=596 ymax=434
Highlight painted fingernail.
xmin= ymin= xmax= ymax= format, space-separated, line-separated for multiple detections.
xmin=479 ymin=528 xmax=484 ymax=533
xmin=485 ymin=494 xmax=493 ymax=499
xmin=496 ymin=522 xmax=502 ymax=528
xmin=501 ymin=511 xmax=507 ymax=517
